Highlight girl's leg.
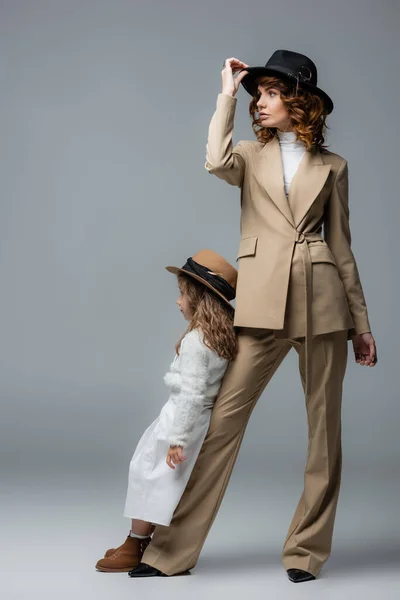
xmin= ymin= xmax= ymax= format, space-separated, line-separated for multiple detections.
xmin=131 ymin=519 xmax=153 ymax=536
xmin=96 ymin=522 xmax=154 ymax=572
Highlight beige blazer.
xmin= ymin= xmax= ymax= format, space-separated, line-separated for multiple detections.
xmin=205 ymin=93 xmax=371 ymax=392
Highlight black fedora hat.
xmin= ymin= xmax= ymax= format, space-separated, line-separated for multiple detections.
xmin=240 ymin=49 xmax=334 ymax=114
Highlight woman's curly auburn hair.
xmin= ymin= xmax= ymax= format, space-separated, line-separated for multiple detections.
xmin=249 ymin=76 xmax=329 ymax=151
xmin=175 ymin=273 xmax=238 ymax=362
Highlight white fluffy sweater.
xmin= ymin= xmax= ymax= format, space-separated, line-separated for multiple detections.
xmin=163 ymin=329 xmax=229 ymax=447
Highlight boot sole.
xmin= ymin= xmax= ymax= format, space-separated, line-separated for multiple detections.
xmin=96 ymin=565 xmax=139 ymax=573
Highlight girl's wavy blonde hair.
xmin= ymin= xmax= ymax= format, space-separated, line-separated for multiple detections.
xmin=175 ymin=273 xmax=238 ymax=361
xmin=249 ymin=76 xmax=329 ymax=151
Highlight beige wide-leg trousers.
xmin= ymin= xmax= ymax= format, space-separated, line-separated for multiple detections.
xmin=142 ymin=326 xmax=348 ymax=577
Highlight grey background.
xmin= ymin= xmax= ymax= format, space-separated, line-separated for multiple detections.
xmin=1 ymin=0 xmax=399 ymax=598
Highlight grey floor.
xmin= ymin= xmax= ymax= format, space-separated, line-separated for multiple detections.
xmin=4 ymin=466 xmax=399 ymax=599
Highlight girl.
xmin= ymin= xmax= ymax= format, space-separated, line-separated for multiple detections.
xmin=95 ymin=248 xmax=238 ymax=573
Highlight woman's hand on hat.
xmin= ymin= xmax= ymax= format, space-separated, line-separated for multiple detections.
xmin=351 ymin=332 xmax=378 ymax=367
xmin=221 ymin=57 xmax=249 ymax=97
xmin=166 ymin=445 xmax=187 ymax=469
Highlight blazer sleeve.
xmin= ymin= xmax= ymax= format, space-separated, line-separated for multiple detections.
xmin=324 ymin=159 xmax=371 ymax=334
xmin=205 ymin=93 xmax=248 ymax=187
xmin=167 ymin=332 xmax=210 ymax=448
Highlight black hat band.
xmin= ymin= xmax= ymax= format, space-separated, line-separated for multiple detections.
xmin=181 ymin=257 xmax=235 ymax=301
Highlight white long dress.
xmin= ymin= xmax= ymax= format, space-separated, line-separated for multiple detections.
xmin=123 ymin=328 xmax=229 ymax=526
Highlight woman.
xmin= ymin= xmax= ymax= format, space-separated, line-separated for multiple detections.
xmin=129 ymin=49 xmax=377 ymax=583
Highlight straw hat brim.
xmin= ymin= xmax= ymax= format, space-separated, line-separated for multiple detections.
xmin=165 ymin=266 xmax=234 ymax=308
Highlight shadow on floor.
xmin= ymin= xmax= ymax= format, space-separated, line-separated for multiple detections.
xmin=195 ymin=541 xmax=400 ymax=577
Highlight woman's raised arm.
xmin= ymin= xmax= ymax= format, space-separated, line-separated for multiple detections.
xmin=205 ymin=58 xmax=250 ymax=187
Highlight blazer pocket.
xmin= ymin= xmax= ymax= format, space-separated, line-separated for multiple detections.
xmin=236 ymin=236 xmax=258 ymax=261
xmin=309 ymin=244 xmax=337 ymax=266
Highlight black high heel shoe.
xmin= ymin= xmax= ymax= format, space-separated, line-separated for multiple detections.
xmin=287 ymin=568 xmax=316 ymax=583
xmin=128 ymin=562 xmax=167 ymax=577
xmin=128 ymin=562 xmax=191 ymax=577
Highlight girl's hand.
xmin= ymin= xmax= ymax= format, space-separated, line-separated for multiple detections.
xmin=166 ymin=445 xmax=187 ymax=470
xmin=352 ymin=332 xmax=378 ymax=366
xmin=221 ymin=57 xmax=249 ymax=97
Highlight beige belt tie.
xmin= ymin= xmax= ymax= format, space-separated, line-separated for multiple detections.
xmin=294 ymin=230 xmax=324 ymax=396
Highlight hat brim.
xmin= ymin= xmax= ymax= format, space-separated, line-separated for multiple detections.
xmin=165 ymin=266 xmax=235 ymax=308
xmin=239 ymin=66 xmax=334 ymax=114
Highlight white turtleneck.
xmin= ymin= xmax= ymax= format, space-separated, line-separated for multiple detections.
xmin=276 ymin=130 xmax=306 ymax=197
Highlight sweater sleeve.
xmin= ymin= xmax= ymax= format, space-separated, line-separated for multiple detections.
xmin=167 ymin=332 xmax=210 ymax=448
xmin=324 ymin=159 xmax=371 ymax=334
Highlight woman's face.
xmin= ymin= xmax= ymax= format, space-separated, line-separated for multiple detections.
xmin=256 ymin=84 xmax=292 ymax=131
xmin=176 ymin=285 xmax=192 ymax=321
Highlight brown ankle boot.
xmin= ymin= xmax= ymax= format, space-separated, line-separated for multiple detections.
xmin=103 ymin=525 xmax=156 ymax=558
xmin=96 ymin=533 xmax=151 ymax=572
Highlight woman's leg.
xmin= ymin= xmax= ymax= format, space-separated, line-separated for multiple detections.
xmin=142 ymin=327 xmax=292 ymax=575
xmin=282 ymin=330 xmax=348 ymax=577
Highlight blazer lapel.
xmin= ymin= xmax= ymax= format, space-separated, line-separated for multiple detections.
xmin=254 ymin=136 xmax=294 ymax=227
xmin=288 ymin=148 xmax=331 ymax=227
xmin=254 ymin=137 xmax=332 ymax=228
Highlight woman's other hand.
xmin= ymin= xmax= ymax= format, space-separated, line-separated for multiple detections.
xmin=166 ymin=445 xmax=187 ymax=469
xmin=352 ymin=332 xmax=378 ymax=366
xmin=222 ymin=57 xmax=249 ymax=97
